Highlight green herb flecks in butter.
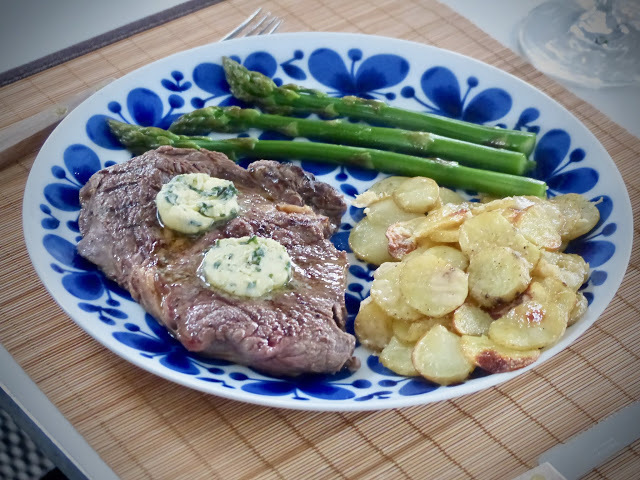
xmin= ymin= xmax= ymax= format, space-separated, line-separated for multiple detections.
xmin=200 ymin=236 xmax=292 ymax=298
xmin=155 ymin=173 xmax=239 ymax=234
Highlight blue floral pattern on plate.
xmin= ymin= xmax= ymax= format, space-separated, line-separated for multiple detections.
xmin=24 ymin=33 xmax=632 ymax=410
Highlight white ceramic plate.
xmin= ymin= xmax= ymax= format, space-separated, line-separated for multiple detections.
xmin=23 ymin=33 xmax=633 ymax=411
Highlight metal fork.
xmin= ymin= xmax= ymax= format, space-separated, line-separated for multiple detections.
xmin=221 ymin=8 xmax=283 ymax=41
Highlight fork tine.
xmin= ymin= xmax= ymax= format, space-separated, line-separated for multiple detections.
xmin=256 ymin=17 xmax=279 ymax=35
xmin=242 ymin=13 xmax=271 ymax=36
xmin=220 ymin=8 xmax=262 ymax=41
xmin=266 ymin=20 xmax=282 ymax=35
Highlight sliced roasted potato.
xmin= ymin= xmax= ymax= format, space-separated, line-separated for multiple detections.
xmin=412 ymin=203 xmax=473 ymax=239
xmin=488 ymin=278 xmax=575 ymax=350
xmin=370 ymin=262 xmax=423 ymax=321
xmin=471 ymin=196 xmax=538 ymax=216
xmin=550 ymin=193 xmax=600 ymax=241
xmin=459 ymin=210 xmax=541 ymax=267
xmin=452 ymin=304 xmax=494 ymax=336
xmin=352 ymin=176 xmax=409 ymax=208
xmin=439 ymin=187 xmax=466 ymax=205
xmin=354 ymin=297 xmax=394 ymax=352
xmin=393 ymin=316 xmax=450 ymax=343
xmin=460 ymin=335 xmax=540 ymax=373
xmin=400 ymin=252 xmax=468 ymax=317
xmin=412 ymin=324 xmax=475 ymax=385
xmin=427 ymin=227 xmax=461 ymax=244
xmin=386 ymin=217 xmax=430 ymax=260
xmin=568 ymin=291 xmax=588 ymax=327
xmin=349 ymin=217 xmax=395 ymax=265
xmin=393 ymin=176 xmax=441 ymax=213
xmin=365 ymin=197 xmax=422 ymax=226
xmin=424 ymin=245 xmax=469 ymax=271
xmin=514 ymin=202 xmax=564 ymax=251
xmin=380 ymin=336 xmax=419 ymax=376
xmin=467 ymin=246 xmax=532 ymax=308
xmin=532 ymin=250 xmax=590 ymax=291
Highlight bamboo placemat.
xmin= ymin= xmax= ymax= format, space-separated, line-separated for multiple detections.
xmin=1 ymin=0 xmax=639 ymax=478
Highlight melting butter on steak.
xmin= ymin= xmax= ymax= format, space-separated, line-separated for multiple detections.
xmin=77 ymin=146 xmax=357 ymax=376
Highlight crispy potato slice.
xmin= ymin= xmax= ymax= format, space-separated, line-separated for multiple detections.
xmin=412 ymin=324 xmax=475 ymax=385
xmin=568 ymin=291 xmax=588 ymax=327
xmin=452 ymin=304 xmax=493 ymax=336
xmin=352 ymin=176 xmax=409 ymax=208
xmin=365 ymin=198 xmax=423 ymax=226
xmin=354 ymin=297 xmax=394 ymax=352
xmin=532 ymin=250 xmax=590 ymax=291
xmin=412 ymin=203 xmax=473 ymax=239
xmin=467 ymin=246 xmax=532 ymax=307
xmin=400 ymin=253 xmax=468 ymax=317
xmin=349 ymin=217 xmax=395 ymax=265
xmin=459 ymin=210 xmax=541 ymax=267
xmin=380 ymin=336 xmax=419 ymax=376
xmin=423 ymin=245 xmax=469 ymax=270
xmin=439 ymin=187 xmax=466 ymax=205
xmin=471 ymin=196 xmax=538 ymax=216
xmin=459 ymin=335 xmax=540 ymax=373
xmin=393 ymin=316 xmax=450 ymax=343
xmin=370 ymin=262 xmax=423 ymax=321
xmin=514 ymin=202 xmax=564 ymax=251
xmin=550 ymin=193 xmax=600 ymax=241
xmin=393 ymin=177 xmax=441 ymax=213
xmin=386 ymin=217 xmax=430 ymax=260
xmin=489 ymin=278 xmax=575 ymax=350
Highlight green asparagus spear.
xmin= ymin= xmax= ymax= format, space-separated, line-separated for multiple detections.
xmin=108 ymin=120 xmax=546 ymax=197
xmin=222 ymin=57 xmax=537 ymax=156
xmin=169 ymin=106 xmax=534 ymax=175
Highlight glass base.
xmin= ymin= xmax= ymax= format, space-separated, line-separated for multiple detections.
xmin=519 ymin=0 xmax=640 ymax=88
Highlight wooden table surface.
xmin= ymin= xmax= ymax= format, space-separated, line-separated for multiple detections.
xmin=1 ymin=0 xmax=639 ymax=478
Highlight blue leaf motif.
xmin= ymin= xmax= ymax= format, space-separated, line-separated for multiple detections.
xmin=102 ymin=308 xmax=127 ymax=319
xmin=42 ymin=234 xmax=94 ymax=270
xmin=340 ymin=184 xmax=358 ymax=198
xmin=241 ymin=381 xmax=296 ymax=396
xmin=192 ymin=63 xmax=229 ymax=96
xmin=160 ymin=352 xmax=199 ymax=375
xmin=144 ymin=313 xmax=173 ymax=342
xmin=127 ymin=88 xmax=163 ymax=127
xmin=308 ymin=48 xmax=351 ymax=92
xmin=345 ymin=166 xmax=378 ymax=182
xmin=462 ymin=88 xmax=512 ymax=124
xmin=420 ymin=67 xmax=462 ymax=117
xmin=534 ymin=129 xmax=571 ymax=179
xmin=355 ymin=54 xmax=409 ymax=92
xmin=113 ymin=332 xmax=170 ymax=354
xmin=367 ymin=354 xmax=401 ymax=376
xmin=62 ymin=272 xmax=104 ymax=300
xmin=298 ymin=382 xmax=355 ymax=400
xmin=44 ymin=184 xmax=80 ymax=211
xmin=331 ymin=231 xmax=351 ymax=251
xmin=243 ymin=52 xmax=277 ymax=78
xmin=547 ymin=168 xmax=599 ymax=194
xmin=282 ymin=63 xmax=306 ymax=80
xmin=566 ymin=240 xmax=615 ymax=269
xmin=593 ymin=195 xmax=613 ymax=228
xmin=398 ymin=378 xmax=439 ymax=396
xmin=63 ymin=144 xmax=101 ymax=185
xmin=86 ymin=114 xmax=123 ymax=150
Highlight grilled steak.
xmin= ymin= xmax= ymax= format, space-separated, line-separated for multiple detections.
xmin=77 ymin=146 xmax=357 ymax=376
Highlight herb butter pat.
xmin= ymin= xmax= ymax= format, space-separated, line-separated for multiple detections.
xmin=156 ymin=173 xmax=238 ymax=234
xmin=201 ymin=236 xmax=292 ymax=297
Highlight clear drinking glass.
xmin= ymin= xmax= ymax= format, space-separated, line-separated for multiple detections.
xmin=519 ymin=0 xmax=640 ymax=88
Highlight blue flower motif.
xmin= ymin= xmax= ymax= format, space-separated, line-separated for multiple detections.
xmin=161 ymin=70 xmax=192 ymax=92
xmin=190 ymin=52 xmax=280 ymax=109
xmin=308 ymin=48 xmax=409 ymax=99
xmin=233 ymin=367 xmax=368 ymax=401
xmin=280 ymin=50 xmax=307 ymax=80
xmin=114 ymin=314 xmax=213 ymax=375
xmin=531 ymin=129 xmax=598 ymax=194
xmin=86 ymin=89 xmax=186 ymax=149
xmin=401 ymin=66 xmax=512 ymax=124
xmin=44 ymin=145 xmax=103 ymax=211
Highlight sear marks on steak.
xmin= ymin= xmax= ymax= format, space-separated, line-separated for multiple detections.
xmin=77 ymin=146 xmax=357 ymax=377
